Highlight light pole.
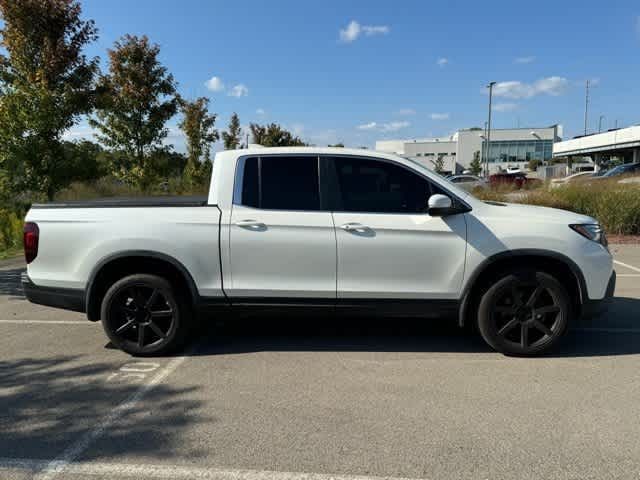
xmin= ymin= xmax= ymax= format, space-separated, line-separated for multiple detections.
xmin=598 ymin=115 xmax=605 ymax=133
xmin=485 ymin=81 xmax=496 ymax=177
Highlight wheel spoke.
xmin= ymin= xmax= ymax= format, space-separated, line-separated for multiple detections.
xmin=145 ymin=289 xmax=159 ymax=309
xmin=532 ymin=319 xmax=553 ymax=337
xmin=128 ymin=288 xmax=146 ymax=309
xmin=115 ymin=320 xmax=135 ymax=335
xmin=521 ymin=324 xmax=529 ymax=348
xmin=511 ymin=287 xmax=523 ymax=306
xmin=137 ymin=324 xmax=146 ymax=347
xmin=498 ymin=317 xmax=519 ymax=336
xmin=526 ymin=286 xmax=544 ymax=307
xmin=150 ymin=309 xmax=173 ymax=318
xmin=536 ymin=305 xmax=560 ymax=315
xmin=148 ymin=321 xmax=167 ymax=339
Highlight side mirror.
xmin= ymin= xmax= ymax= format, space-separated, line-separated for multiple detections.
xmin=428 ymin=194 xmax=453 ymax=216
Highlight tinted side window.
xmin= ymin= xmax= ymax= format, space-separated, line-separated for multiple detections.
xmin=331 ymin=157 xmax=431 ymax=213
xmin=241 ymin=157 xmax=260 ymax=208
xmin=240 ymin=156 xmax=320 ymax=210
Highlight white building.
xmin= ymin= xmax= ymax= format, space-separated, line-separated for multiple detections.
xmin=553 ymin=125 xmax=640 ymax=168
xmin=376 ymin=125 xmax=562 ymax=174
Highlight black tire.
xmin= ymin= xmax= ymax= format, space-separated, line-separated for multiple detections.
xmin=101 ymin=274 xmax=192 ymax=356
xmin=477 ymin=269 xmax=571 ymax=356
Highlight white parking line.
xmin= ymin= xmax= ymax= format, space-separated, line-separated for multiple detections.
xmin=0 ymin=319 xmax=90 ymax=325
xmin=32 ymin=345 xmax=197 ymax=480
xmin=576 ymin=327 xmax=640 ymax=334
xmin=616 ymin=274 xmax=640 ymax=277
xmin=614 ymin=260 xmax=640 ymax=273
xmin=3 ymin=458 xmax=424 ymax=480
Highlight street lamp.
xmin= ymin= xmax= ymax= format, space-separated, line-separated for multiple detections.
xmin=598 ymin=115 xmax=605 ymax=133
xmin=485 ymin=81 xmax=496 ymax=177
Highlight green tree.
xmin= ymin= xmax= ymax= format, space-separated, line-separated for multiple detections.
xmin=528 ymin=159 xmax=542 ymax=171
xmin=221 ymin=112 xmax=242 ymax=150
xmin=0 ymin=0 xmax=99 ymax=199
xmin=249 ymin=123 xmax=307 ymax=147
xmin=469 ymin=150 xmax=482 ymax=176
xmin=90 ymin=34 xmax=178 ymax=188
xmin=178 ymin=97 xmax=218 ymax=184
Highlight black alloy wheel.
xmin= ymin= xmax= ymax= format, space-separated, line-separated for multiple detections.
xmin=101 ymin=274 xmax=190 ymax=356
xmin=478 ymin=270 xmax=571 ymax=356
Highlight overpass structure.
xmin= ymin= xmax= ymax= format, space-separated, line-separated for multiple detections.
xmin=553 ymin=125 xmax=640 ymax=167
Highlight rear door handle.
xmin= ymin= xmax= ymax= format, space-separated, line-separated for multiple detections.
xmin=235 ymin=219 xmax=265 ymax=229
xmin=340 ymin=222 xmax=369 ymax=232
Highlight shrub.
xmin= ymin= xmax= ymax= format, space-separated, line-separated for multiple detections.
xmin=0 ymin=208 xmax=23 ymax=252
xmin=473 ymin=178 xmax=640 ymax=235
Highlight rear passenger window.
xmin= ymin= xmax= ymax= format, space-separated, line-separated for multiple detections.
xmin=240 ymin=156 xmax=320 ymax=211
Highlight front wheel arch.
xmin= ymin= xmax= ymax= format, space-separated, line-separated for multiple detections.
xmin=459 ymin=251 xmax=585 ymax=328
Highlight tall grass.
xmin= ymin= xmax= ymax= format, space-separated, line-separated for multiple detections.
xmin=473 ymin=179 xmax=640 ymax=235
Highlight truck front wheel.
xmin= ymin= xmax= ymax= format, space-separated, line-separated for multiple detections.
xmin=101 ymin=274 xmax=191 ymax=356
xmin=477 ymin=269 xmax=571 ymax=356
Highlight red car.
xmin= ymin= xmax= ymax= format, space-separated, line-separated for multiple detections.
xmin=489 ymin=173 xmax=540 ymax=189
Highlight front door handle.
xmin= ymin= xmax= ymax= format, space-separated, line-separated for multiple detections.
xmin=235 ymin=219 xmax=266 ymax=229
xmin=340 ymin=222 xmax=369 ymax=233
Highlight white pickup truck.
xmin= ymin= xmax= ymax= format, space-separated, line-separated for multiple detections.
xmin=22 ymin=147 xmax=615 ymax=356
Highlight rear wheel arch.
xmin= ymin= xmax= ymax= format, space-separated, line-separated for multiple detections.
xmin=86 ymin=251 xmax=199 ymax=321
xmin=459 ymin=250 xmax=586 ymax=328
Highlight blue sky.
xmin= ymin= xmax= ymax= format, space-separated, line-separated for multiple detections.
xmin=67 ymin=0 xmax=640 ymax=151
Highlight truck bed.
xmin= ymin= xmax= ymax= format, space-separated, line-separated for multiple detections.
xmin=30 ymin=195 xmax=209 ymax=209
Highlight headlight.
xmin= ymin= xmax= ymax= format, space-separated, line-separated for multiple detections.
xmin=570 ymin=223 xmax=608 ymax=247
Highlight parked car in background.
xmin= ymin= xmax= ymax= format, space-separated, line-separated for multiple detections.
xmin=592 ymin=162 xmax=640 ymax=180
xmin=447 ymin=174 xmax=488 ymax=190
xmin=506 ymin=166 xmax=523 ymax=174
xmin=489 ymin=172 xmax=541 ymax=189
xmin=550 ymin=171 xmax=594 ymax=188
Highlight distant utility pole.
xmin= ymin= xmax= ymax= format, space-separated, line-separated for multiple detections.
xmin=486 ymin=81 xmax=496 ymax=177
xmin=584 ymin=80 xmax=590 ymax=136
xmin=598 ymin=115 xmax=605 ymax=133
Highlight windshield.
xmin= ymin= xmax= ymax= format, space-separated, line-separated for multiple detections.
xmin=602 ymin=165 xmax=628 ymax=177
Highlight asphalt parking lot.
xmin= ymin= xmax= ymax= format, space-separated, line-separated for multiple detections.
xmin=1 ymin=246 xmax=639 ymax=480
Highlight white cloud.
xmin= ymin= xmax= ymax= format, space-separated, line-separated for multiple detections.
xmin=490 ymin=76 xmax=569 ymax=99
xmin=436 ymin=57 xmax=449 ymax=67
xmin=362 ymin=25 xmax=389 ymax=36
xmin=205 ymin=76 xmax=224 ymax=92
xmin=339 ymin=20 xmax=389 ymax=43
xmin=357 ymin=121 xmax=409 ymax=132
xmin=228 ymin=84 xmax=249 ymax=97
xmin=493 ymin=102 xmax=518 ymax=112
xmin=357 ymin=122 xmax=378 ymax=130
xmin=430 ymin=113 xmax=449 ymax=120
xmin=381 ymin=121 xmax=409 ymax=132
xmin=396 ymin=108 xmax=416 ymax=116
xmin=256 ymin=108 xmax=265 ymax=115
xmin=514 ymin=56 xmax=535 ymax=64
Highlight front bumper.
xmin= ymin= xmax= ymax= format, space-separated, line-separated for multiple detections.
xmin=581 ymin=270 xmax=616 ymax=319
xmin=21 ymin=272 xmax=86 ymax=313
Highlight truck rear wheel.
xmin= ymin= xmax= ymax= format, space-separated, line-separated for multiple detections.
xmin=101 ymin=274 xmax=191 ymax=356
xmin=477 ymin=269 xmax=571 ymax=356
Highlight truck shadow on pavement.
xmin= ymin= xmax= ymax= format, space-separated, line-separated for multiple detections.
xmin=193 ymin=296 xmax=640 ymax=359
xmin=0 ymin=355 xmax=207 ymax=463
xmin=0 ymin=267 xmax=25 ymax=299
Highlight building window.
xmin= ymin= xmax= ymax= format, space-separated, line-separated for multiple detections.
xmin=484 ymin=139 xmax=553 ymax=163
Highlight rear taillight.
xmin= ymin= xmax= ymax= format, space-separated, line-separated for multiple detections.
xmin=23 ymin=222 xmax=39 ymax=264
